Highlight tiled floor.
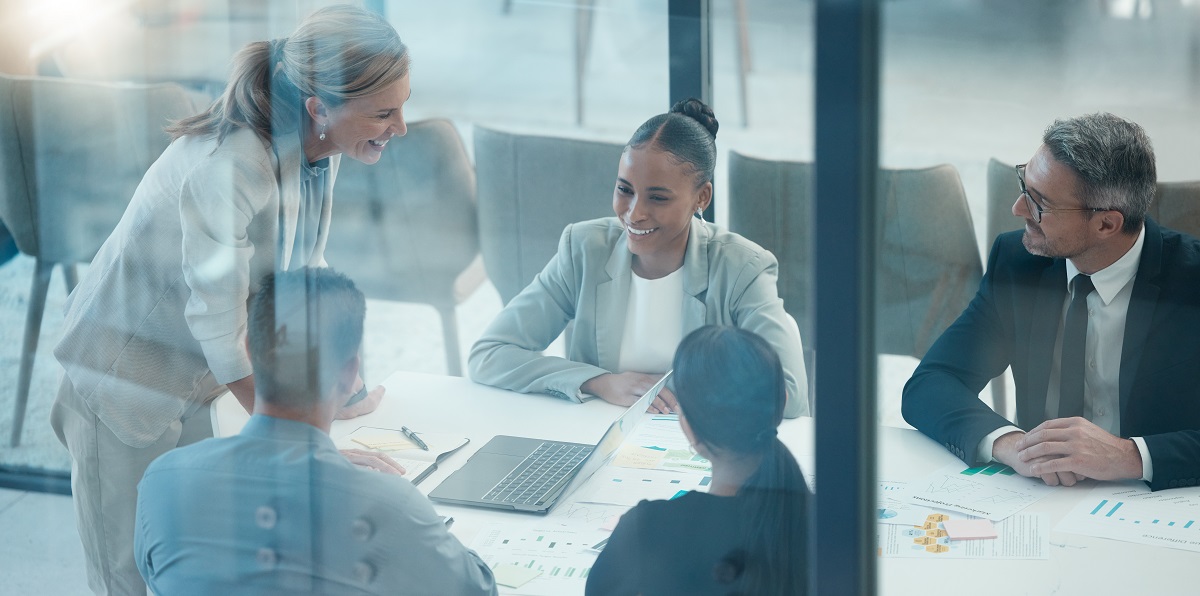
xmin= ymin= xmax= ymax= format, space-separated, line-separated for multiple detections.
xmin=0 ymin=488 xmax=90 ymax=594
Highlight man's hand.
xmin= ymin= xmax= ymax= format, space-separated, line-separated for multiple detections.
xmin=1016 ymin=417 xmax=1143 ymax=482
xmin=992 ymin=430 xmax=1085 ymax=487
xmin=581 ymin=372 xmax=678 ymax=414
xmin=335 ymin=384 xmax=384 ymax=420
xmin=340 ymin=448 xmax=406 ymax=475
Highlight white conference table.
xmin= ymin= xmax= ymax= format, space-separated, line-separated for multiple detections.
xmin=213 ymin=370 xmax=1194 ymax=595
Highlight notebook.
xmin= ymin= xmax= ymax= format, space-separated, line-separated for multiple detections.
xmin=336 ymin=426 xmax=470 ymax=485
xmin=428 ymin=370 xmax=672 ymax=513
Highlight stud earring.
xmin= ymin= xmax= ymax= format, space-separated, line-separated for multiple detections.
xmin=695 ymin=208 xmax=704 ymax=223
xmin=319 ymin=125 xmax=327 ymax=141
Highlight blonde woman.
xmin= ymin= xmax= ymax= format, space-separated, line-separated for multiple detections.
xmin=51 ymin=6 xmax=411 ymax=593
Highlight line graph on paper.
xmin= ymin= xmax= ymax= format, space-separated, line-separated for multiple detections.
xmin=907 ymin=463 xmax=1056 ymax=521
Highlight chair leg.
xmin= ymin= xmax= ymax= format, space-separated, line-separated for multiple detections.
xmin=437 ymin=305 xmax=464 ymax=377
xmin=63 ymin=263 xmax=79 ymax=295
xmin=11 ymin=259 xmax=54 ymax=447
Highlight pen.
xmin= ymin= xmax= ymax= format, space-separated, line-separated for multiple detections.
xmin=401 ymin=426 xmax=429 ymax=451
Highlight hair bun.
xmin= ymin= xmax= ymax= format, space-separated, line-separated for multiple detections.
xmin=669 ymin=98 xmax=719 ymax=139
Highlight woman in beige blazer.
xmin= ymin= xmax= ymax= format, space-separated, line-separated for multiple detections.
xmin=469 ymin=99 xmax=808 ymax=419
xmin=49 ymin=7 xmax=411 ymax=594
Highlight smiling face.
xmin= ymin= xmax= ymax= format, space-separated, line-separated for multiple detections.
xmin=304 ymin=74 xmax=411 ymax=164
xmin=1011 ymin=145 xmax=1096 ymax=260
xmin=613 ymin=146 xmax=712 ymax=278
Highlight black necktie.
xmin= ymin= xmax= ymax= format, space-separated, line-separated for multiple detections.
xmin=1059 ymin=274 xmax=1094 ymax=418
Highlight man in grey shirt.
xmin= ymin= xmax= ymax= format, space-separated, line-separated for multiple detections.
xmin=134 ymin=268 xmax=496 ymax=595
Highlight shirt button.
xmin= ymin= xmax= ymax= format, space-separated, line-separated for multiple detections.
xmin=257 ymin=548 xmax=277 ymax=569
xmin=1088 ymin=360 xmax=1096 ymax=369
xmin=352 ymin=518 xmax=374 ymax=541
xmin=255 ymin=506 xmax=277 ymax=530
xmin=1097 ymin=407 xmax=1106 ymax=416
xmin=354 ymin=561 xmax=375 ymax=584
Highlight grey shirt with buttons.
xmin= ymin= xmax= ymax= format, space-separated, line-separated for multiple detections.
xmin=135 ymin=415 xmax=496 ymax=595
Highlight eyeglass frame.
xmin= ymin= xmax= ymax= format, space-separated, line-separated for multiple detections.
xmin=1015 ymin=163 xmax=1113 ymax=224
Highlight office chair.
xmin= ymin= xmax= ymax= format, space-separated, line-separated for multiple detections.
xmin=473 ymin=126 xmax=624 ymax=305
xmin=0 ymin=74 xmax=202 ymax=446
xmin=324 ymin=119 xmax=483 ymax=377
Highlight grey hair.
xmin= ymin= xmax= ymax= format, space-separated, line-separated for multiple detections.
xmin=1042 ymin=112 xmax=1156 ymax=233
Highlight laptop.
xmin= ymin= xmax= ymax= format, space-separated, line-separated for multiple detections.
xmin=429 ymin=371 xmax=673 ymax=513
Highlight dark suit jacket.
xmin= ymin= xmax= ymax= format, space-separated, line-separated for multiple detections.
xmin=902 ymin=219 xmax=1200 ymax=491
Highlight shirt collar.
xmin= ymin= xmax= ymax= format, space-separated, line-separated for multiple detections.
xmin=301 ymin=157 xmax=330 ymax=182
xmin=1065 ymin=225 xmax=1145 ymax=305
xmin=240 ymin=414 xmax=337 ymax=451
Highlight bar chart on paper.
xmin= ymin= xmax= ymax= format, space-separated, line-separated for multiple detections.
xmin=1057 ymin=488 xmax=1200 ymax=554
xmin=471 ymin=522 xmax=608 ymax=596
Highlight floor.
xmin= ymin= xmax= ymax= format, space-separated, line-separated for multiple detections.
xmin=1 ymin=0 xmax=1197 ymax=593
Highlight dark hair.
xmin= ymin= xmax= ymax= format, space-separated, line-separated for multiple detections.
xmin=1042 ymin=112 xmax=1156 ymax=233
xmin=673 ymin=325 xmax=808 ymax=595
xmin=167 ymin=4 xmax=410 ymax=145
xmin=625 ymin=98 xmax=719 ymax=190
xmin=248 ymin=267 xmax=366 ymax=408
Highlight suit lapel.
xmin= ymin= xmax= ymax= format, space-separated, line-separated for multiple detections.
xmin=681 ymin=218 xmax=709 ymax=334
xmin=1120 ymin=220 xmax=1162 ymax=426
xmin=1023 ymin=259 xmax=1067 ymax=428
xmin=596 ymin=226 xmax=632 ymax=371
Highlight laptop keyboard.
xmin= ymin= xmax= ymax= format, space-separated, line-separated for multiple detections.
xmin=483 ymin=442 xmax=592 ymax=506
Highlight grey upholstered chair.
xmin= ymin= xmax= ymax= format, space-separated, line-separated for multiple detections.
xmin=728 ymin=152 xmax=986 ymax=415
xmin=986 ymin=158 xmax=1023 ymax=244
xmin=325 ymin=119 xmax=483 ymax=377
xmin=0 ymin=74 xmax=203 ymax=446
xmin=474 ymin=126 xmax=624 ymax=304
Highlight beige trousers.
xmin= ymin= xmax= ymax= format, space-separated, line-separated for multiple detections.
xmin=50 ymin=377 xmax=214 ymax=596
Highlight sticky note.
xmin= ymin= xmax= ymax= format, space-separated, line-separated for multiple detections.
xmin=492 ymin=565 xmax=542 ymax=588
xmin=942 ymin=519 xmax=997 ymax=540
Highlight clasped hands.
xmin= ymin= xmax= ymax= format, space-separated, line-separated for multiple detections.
xmin=994 ymin=417 xmax=1143 ymax=487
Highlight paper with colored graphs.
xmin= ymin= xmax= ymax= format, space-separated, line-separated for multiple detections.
xmin=877 ymin=510 xmax=1048 ymax=559
xmin=904 ymin=463 xmax=1055 ymax=521
xmin=1055 ymin=483 xmax=1200 ymax=553
xmin=470 ymin=521 xmax=606 ymax=596
xmin=611 ymin=414 xmax=712 ymax=474
xmin=877 ymin=480 xmax=933 ymax=526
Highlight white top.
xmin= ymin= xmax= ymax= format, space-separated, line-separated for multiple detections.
xmin=982 ymin=227 xmax=1153 ymax=480
xmin=617 ymin=268 xmax=685 ymax=374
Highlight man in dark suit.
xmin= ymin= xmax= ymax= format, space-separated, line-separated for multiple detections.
xmin=903 ymin=112 xmax=1200 ymax=491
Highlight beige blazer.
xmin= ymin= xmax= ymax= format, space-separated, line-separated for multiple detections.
xmin=469 ymin=217 xmax=808 ymax=418
xmin=54 ymin=127 xmax=339 ymax=447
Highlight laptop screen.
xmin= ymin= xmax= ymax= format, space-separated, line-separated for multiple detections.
xmin=555 ymin=370 xmax=673 ymax=504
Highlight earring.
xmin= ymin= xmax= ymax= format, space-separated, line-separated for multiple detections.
xmin=319 ymin=124 xmax=327 ymax=141
xmin=695 ymin=208 xmax=704 ymax=223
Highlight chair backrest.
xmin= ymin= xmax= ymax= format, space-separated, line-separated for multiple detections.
xmin=0 ymin=74 xmax=203 ymax=263
xmin=986 ymin=157 xmax=1023 ymax=245
xmin=1148 ymin=180 xmax=1200 ymax=237
xmin=727 ymin=152 xmax=982 ymax=359
xmin=727 ymin=151 xmax=814 ymax=344
xmin=326 ymin=119 xmax=479 ymax=303
xmin=875 ymin=165 xmax=982 ymax=358
xmin=474 ymin=126 xmax=624 ymax=304
xmin=989 ymin=156 xmax=1200 ymax=241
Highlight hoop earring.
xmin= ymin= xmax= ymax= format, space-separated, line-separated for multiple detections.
xmin=319 ymin=125 xmax=327 ymax=141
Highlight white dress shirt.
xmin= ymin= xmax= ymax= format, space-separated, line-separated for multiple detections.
xmin=981 ymin=227 xmax=1153 ymax=481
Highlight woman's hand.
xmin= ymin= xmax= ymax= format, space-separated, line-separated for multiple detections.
xmin=335 ymin=384 xmax=385 ymax=419
xmin=340 ymin=448 xmax=406 ymax=475
xmin=582 ymin=372 xmax=678 ymax=414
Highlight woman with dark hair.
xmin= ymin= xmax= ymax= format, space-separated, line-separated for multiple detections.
xmin=586 ymin=325 xmax=809 ymax=595
xmin=469 ymin=99 xmax=808 ymax=418
xmin=50 ymin=6 xmax=411 ymax=593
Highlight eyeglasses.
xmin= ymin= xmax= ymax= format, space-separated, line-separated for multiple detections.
xmin=1015 ymin=164 xmax=1111 ymax=224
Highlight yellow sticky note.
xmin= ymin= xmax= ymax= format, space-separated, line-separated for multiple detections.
xmin=612 ymin=445 xmax=667 ymax=469
xmin=492 ymin=565 xmax=542 ymax=588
